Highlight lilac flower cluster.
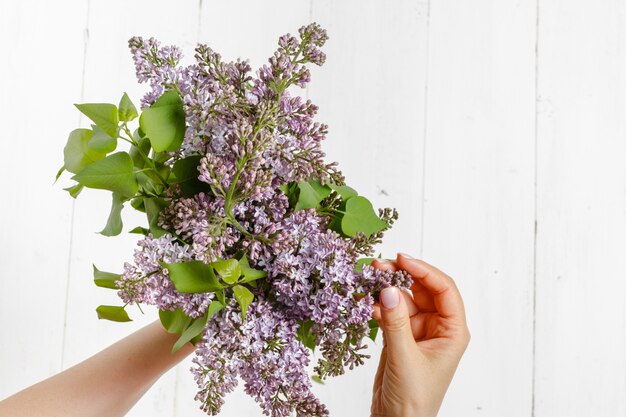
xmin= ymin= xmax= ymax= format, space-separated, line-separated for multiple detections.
xmin=118 ymin=23 xmax=410 ymax=416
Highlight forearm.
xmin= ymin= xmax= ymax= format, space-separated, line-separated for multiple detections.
xmin=0 ymin=320 xmax=194 ymax=417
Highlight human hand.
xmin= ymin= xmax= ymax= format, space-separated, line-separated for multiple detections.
xmin=370 ymin=253 xmax=470 ymax=417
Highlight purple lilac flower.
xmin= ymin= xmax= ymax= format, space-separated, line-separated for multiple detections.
xmin=116 ymin=23 xmax=409 ymax=416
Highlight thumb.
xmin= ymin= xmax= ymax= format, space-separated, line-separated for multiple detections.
xmin=380 ymin=287 xmax=415 ymax=352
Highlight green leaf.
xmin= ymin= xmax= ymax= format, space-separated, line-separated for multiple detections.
xmin=75 ymin=103 xmax=119 ymax=138
xmin=328 ymin=210 xmax=344 ymax=235
xmin=340 ymin=196 xmax=389 ymax=237
xmin=99 ymin=193 xmax=125 ymax=236
xmin=232 ymin=285 xmax=254 ymax=321
xmin=88 ymin=125 xmax=117 ymax=153
xmin=312 ymin=375 xmax=325 ymax=385
xmin=153 ymin=151 xmax=171 ymax=164
xmin=355 ymin=257 xmax=375 ymax=273
xmin=171 ymin=155 xmax=203 ymax=183
xmin=161 ymin=260 xmax=224 ymax=293
xmin=295 ymin=180 xmax=332 ymax=211
xmin=171 ymin=313 xmax=209 ymax=353
xmin=93 ymin=264 xmax=120 ymax=289
xmin=328 ymin=183 xmax=358 ymax=200
xmin=207 ymin=299 xmax=224 ymax=318
xmin=96 ymin=305 xmax=131 ymax=322
xmin=130 ymin=196 xmax=145 ymax=212
xmin=55 ymin=166 xmax=65 ymax=182
xmin=278 ymin=182 xmax=299 ymax=208
xmin=63 ymin=183 xmax=84 ymax=199
xmin=170 ymin=301 xmax=224 ymax=352
xmin=215 ymin=288 xmax=226 ymax=306
xmin=296 ymin=320 xmax=316 ymax=351
xmin=238 ymin=255 xmax=267 ymax=282
xmin=170 ymin=155 xmax=206 ymax=197
xmin=159 ymin=308 xmax=192 ymax=334
xmin=129 ymin=137 xmax=151 ymax=169
xmin=129 ymin=226 xmax=149 ymax=235
xmin=63 ymin=128 xmax=106 ymax=174
xmin=368 ymin=318 xmax=380 ymax=341
xmin=211 ymin=258 xmax=241 ymax=285
xmin=139 ymin=90 xmax=186 ymax=152
xmin=144 ymin=197 xmax=169 ymax=238
xmin=118 ymin=92 xmax=138 ymax=121
xmin=71 ymin=152 xmax=138 ymax=197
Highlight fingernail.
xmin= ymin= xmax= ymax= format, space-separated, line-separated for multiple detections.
xmin=398 ymin=252 xmax=414 ymax=260
xmin=381 ymin=287 xmax=399 ymax=309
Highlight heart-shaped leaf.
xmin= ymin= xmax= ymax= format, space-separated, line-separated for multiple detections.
xmin=295 ymin=180 xmax=332 ymax=211
xmin=354 ymin=257 xmax=375 ymax=273
xmin=328 ymin=183 xmax=358 ymax=200
xmin=233 ymin=285 xmax=254 ymax=321
xmin=63 ymin=183 xmax=84 ymax=199
xmin=71 ymin=152 xmax=138 ymax=197
xmin=63 ymin=128 xmax=106 ymax=174
xmin=211 ymin=258 xmax=241 ymax=285
xmin=75 ymin=103 xmax=119 ymax=138
xmin=161 ymin=260 xmax=224 ymax=293
xmin=340 ymin=196 xmax=388 ymax=237
xmin=93 ymin=265 xmax=121 ymax=289
xmin=238 ymin=255 xmax=267 ymax=282
xmin=159 ymin=308 xmax=192 ymax=334
xmin=139 ymin=90 xmax=186 ymax=152
xmin=96 ymin=305 xmax=131 ymax=322
xmin=144 ymin=197 xmax=169 ymax=238
xmin=88 ymin=125 xmax=117 ymax=153
xmin=170 ymin=301 xmax=223 ymax=353
xmin=118 ymin=92 xmax=138 ymax=122
xmin=100 ymin=193 xmax=126 ymax=236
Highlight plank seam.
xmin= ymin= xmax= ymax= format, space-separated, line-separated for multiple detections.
xmin=197 ymin=0 xmax=203 ymax=43
xmin=419 ymin=0 xmax=431 ymax=258
xmin=531 ymin=0 xmax=540 ymax=415
xmin=60 ymin=0 xmax=91 ymax=370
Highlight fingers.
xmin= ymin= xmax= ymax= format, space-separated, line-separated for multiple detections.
xmin=371 ymin=258 xmax=398 ymax=271
xmin=373 ymin=290 xmax=418 ymax=321
xmin=396 ymin=253 xmax=467 ymax=321
xmin=372 ymin=344 xmax=387 ymax=396
xmin=378 ymin=287 xmax=416 ymax=355
xmin=372 ymin=258 xmax=436 ymax=313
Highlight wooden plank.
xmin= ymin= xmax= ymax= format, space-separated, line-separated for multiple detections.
xmin=59 ymin=2 xmax=201 ymax=416
xmin=308 ymin=1 xmax=428 ymax=416
xmin=535 ymin=1 xmax=626 ymax=415
xmin=0 ymin=0 xmax=87 ymax=400
xmin=422 ymin=1 xmax=536 ymax=416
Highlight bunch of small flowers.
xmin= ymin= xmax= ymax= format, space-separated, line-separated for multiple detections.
xmin=58 ymin=23 xmax=410 ymax=417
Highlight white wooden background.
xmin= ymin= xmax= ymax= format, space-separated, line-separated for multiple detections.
xmin=1 ymin=0 xmax=625 ymax=416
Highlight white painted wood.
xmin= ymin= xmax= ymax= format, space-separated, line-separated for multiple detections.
xmin=0 ymin=0 xmax=87 ymax=399
xmin=59 ymin=1 xmax=201 ymax=416
xmin=3 ymin=1 xmax=626 ymax=417
xmin=535 ymin=1 xmax=626 ymax=415
xmin=421 ymin=1 xmax=537 ymax=416
xmin=308 ymin=1 xmax=429 ymax=416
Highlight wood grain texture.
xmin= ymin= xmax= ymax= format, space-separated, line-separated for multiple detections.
xmin=2 ymin=0 xmax=626 ymax=416
xmin=59 ymin=1 xmax=201 ymax=416
xmin=308 ymin=1 xmax=428 ymax=416
xmin=535 ymin=1 xmax=626 ymax=415
xmin=0 ymin=0 xmax=87 ymax=399
xmin=422 ymin=1 xmax=536 ymax=415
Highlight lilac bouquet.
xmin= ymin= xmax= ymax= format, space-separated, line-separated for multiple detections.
xmin=56 ymin=23 xmax=410 ymax=417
